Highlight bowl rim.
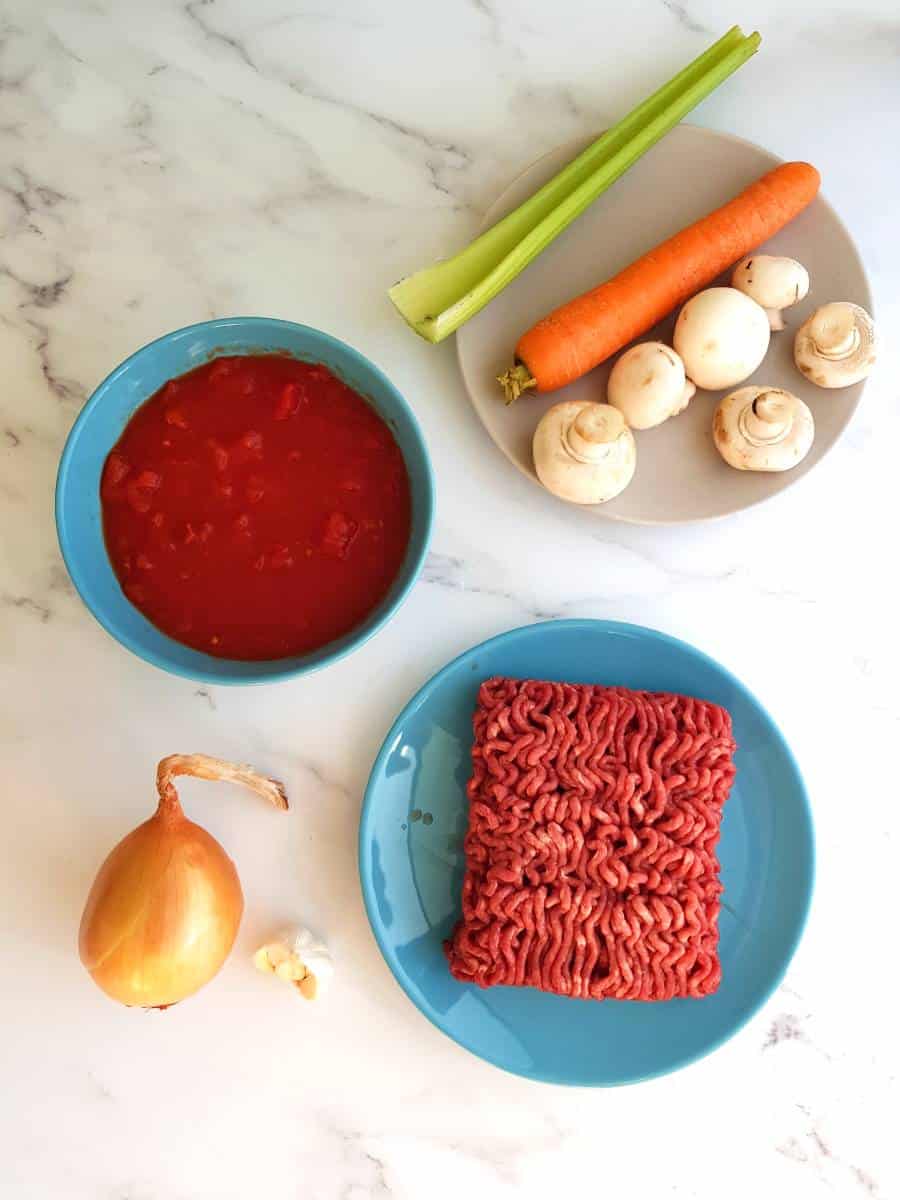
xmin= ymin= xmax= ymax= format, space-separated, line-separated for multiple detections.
xmin=55 ymin=316 xmax=434 ymax=684
xmin=358 ymin=617 xmax=816 ymax=1086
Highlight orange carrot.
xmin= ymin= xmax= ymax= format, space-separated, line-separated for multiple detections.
xmin=498 ymin=161 xmax=820 ymax=402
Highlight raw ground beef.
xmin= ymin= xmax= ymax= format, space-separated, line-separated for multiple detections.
xmin=445 ymin=677 xmax=737 ymax=1001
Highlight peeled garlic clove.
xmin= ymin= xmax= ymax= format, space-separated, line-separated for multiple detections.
xmin=253 ymin=926 xmax=333 ymax=1000
xmin=275 ymin=958 xmax=307 ymax=983
xmin=252 ymin=946 xmax=277 ymax=974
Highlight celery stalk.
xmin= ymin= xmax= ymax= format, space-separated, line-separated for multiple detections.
xmin=388 ymin=27 xmax=760 ymax=344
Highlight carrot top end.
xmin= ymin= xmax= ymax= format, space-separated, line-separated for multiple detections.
xmin=498 ymin=364 xmax=538 ymax=405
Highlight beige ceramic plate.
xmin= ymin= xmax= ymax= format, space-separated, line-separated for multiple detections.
xmin=456 ymin=124 xmax=871 ymax=523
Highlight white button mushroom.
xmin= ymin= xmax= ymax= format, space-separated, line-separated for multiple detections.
xmin=731 ymin=255 xmax=810 ymax=330
xmin=674 ymin=287 xmax=771 ymax=390
xmin=793 ymin=302 xmax=877 ymax=388
xmin=712 ymin=386 xmax=814 ymax=472
xmin=607 ymin=342 xmax=696 ymax=430
xmin=533 ymin=401 xmax=636 ymax=504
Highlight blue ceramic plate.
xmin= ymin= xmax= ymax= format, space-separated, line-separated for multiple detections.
xmin=359 ymin=620 xmax=814 ymax=1086
xmin=55 ymin=318 xmax=433 ymax=684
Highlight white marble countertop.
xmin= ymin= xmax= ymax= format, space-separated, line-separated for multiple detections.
xmin=2 ymin=1 xmax=897 ymax=1196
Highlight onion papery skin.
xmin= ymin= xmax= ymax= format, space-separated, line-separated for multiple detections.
xmin=78 ymin=812 xmax=244 ymax=1009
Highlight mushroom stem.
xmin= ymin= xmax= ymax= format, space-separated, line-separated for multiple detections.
xmin=564 ymin=406 xmax=625 ymax=461
xmin=808 ymin=304 xmax=860 ymax=360
xmin=738 ymin=390 xmax=793 ymax=445
xmin=497 ymin=363 xmax=537 ymax=405
xmin=680 ymin=379 xmax=697 ymax=407
xmin=764 ymin=307 xmax=785 ymax=332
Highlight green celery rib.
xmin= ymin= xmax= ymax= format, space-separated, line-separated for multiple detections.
xmin=388 ymin=27 xmax=760 ymax=344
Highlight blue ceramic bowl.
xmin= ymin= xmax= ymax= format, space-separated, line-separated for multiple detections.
xmin=359 ymin=620 xmax=815 ymax=1086
xmin=55 ymin=317 xmax=434 ymax=684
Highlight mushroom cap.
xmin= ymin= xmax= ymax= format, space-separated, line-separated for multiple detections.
xmin=533 ymin=400 xmax=636 ymax=504
xmin=731 ymin=256 xmax=810 ymax=329
xmin=712 ymin=386 xmax=814 ymax=472
xmin=794 ymin=301 xmax=877 ymax=388
xmin=607 ymin=342 xmax=696 ymax=430
xmin=674 ymin=287 xmax=771 ymax=390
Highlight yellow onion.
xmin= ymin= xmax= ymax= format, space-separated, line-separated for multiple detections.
xmin=79 ymin=754 xmax=288 ymax=1008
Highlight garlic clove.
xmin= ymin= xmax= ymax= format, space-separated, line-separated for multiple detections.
xmin=253 ymin=926 xmax=333 ymax=1000
xmin=274 ymin=957 xmax=307 ymax=983
xmin=252 ymin=945 xmax=277 ymax=974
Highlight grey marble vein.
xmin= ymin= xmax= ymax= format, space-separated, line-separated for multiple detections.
xmin=5 ymin=266 xmax=72 ymax=309
xmin=660 ymin=0 xmax=712 ymax=36
xmin=2 ymin=594 xmax=51 ymax=623
xmin=183 ymin=0 xmax=257 ymax=71
xmin=286 ymin=81 xmax=473 ymax=200
xmin=25 ymin=318 xmax=82 ymax=404
xmin=763 ymin=1012 xmax=810 ymax=1051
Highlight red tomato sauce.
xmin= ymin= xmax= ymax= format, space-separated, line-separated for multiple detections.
xmin=101 ymin=355 xmax=412 ymax=660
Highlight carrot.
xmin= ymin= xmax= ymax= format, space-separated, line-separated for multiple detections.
xmin=498 ymin=161 xmax=820 ymax=403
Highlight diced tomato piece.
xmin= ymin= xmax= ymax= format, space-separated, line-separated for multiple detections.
xmin=241 ymin=429 xmax=263 ymax=453
xmin=136 ymin=553 xmax=154 ymax=571
xmin=274 ymin=382 xmax=305 ymax=421
xmin=233 ymin=513 xmax=250 ymax=533
xmin=103 ymin=453 xmax=131 ymax=491
xmin=321 ymin=511 xmax=358 ymax=559
xmin=151 ymin=512 xmax=164 ymax=528
xmin=253 ymin=554 xmax=266 ymax=572
xmin=340 ymin=478 xmax=362 ymax=493
xmin=269 ymin=543 xmax=294 ymax=569
xmin=246 ymin=476 xmax=265 ymax=504
xmin=165 ymin=408 xmax=189 ymax=429
xmin=207 ymin=439 xmax=229 ymax=472
xmin=125 ymin=470 xmax=161 ymax=514
xmin=209 ymin=359 xmax=234 ymax=382
xmin=135 ymin=470 xmax=161 ymax=491
xmin=124 ymin=581 xmax=146 ymax=605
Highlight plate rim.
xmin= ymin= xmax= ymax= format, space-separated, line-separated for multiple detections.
xmin=358 ymin=617 xmax=816 ymax=1086
xmin=455 ymin=123 xmax=873 ymax=525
